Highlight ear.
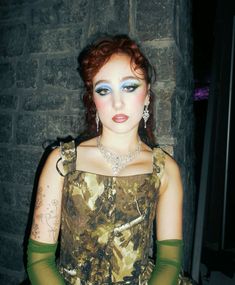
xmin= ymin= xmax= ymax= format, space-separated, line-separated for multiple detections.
xmin=144 ymin=86 xmax=150 ymax=105
xmin=144 ymin=96 xmax=150 ymax=106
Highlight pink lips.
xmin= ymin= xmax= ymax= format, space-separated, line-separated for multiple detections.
xmin=112 ymin=114 xmax=129 ymax=123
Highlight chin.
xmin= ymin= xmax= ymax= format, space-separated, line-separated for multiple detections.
xmin=105 ymin=123 xmax=140 ymax=134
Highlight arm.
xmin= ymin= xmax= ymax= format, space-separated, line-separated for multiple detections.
xmin=148 ymin=155 xmax=183 ymax=285
xmin=27 ymin=148 xmax=65 ymax=285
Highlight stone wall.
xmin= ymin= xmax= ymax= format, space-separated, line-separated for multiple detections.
xmin=0 ymin=0 xmax=194 ymax=283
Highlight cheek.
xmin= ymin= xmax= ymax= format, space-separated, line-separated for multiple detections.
xmin=131 ymin=92 xmax=147 ymax=108
xmin=93 ymin=97 xmax=107 ymax=110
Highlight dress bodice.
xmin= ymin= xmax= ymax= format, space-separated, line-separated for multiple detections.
xmin=58 ymin=141 xmax=165 ymax=285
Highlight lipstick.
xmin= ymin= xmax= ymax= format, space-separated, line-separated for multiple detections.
xmin=112 ymin=114 xmax=129 ymax=123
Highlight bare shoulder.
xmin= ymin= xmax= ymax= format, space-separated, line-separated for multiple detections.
xmin=160 ymin=152 xmax=182 ymax=194
xmin=156 ymin=152 xmax=183 ymax=239
xmin=40 ymin=147 xmax=64 ymax=182
xmin=42 ymin=147 xmax=61 ymax=171
xmin=38 ymin=146 xmax=64 ymax=197
xmin=46 ymin=147 xmax=61 ymax=165
xmin=164 ymin=153 xmax=181 ymax=176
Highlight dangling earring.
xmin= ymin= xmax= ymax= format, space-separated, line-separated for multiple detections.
xmin=96 ymin=112 xmax=99 ymax=132
xmin=142 ymin=105 xmax=149 ymax=128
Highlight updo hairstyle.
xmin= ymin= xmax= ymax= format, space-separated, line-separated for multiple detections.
xmin=77 ymin=34 xmax=156 ymax=146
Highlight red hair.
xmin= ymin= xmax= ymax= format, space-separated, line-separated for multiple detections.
xmin=77 ymin=34 xmax=156 ymax=146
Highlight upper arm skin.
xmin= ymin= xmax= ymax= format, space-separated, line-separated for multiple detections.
xmin=156 ymin=154 xmax=183 ymax=241
xmin=30 ymin=148 xmax=64 ymax=244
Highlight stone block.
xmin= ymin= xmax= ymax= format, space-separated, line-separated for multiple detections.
xmin=0 ymin=235 xmax=24 ymax=271
xmin=0 ymin=272 xmax=25 ymax=285
xmin=0 ymin=147 xmax=13 ymax=183
xmin=27 ymin=27 xmax=82 ymax=54
xmin=15 ymin=185 xmax=33 ymax=211
xmin=136 ymin=0 xmax=174 ymax=40
xmin=16 ymin=114 xmax=47 ymax=145
xmin=172 ymin=89 xmax=193 ymax=134
xmin=16 ymin=59 xmax=38 ymax=89
xmin=0 ymin=63 xmax=15 ymax=89
xmin=156 ymin=118 xmax=172 ymax=137
xmin=0 ymin=183 xmax=31 ymax=213
xmin=31 ymin=0 xmax=88 ymax=25
xmin=0 ymin=6 xmax=24 ymax=21
xmin=47 ymin=114 xmax=85 ymax=139
xmin=0 ymin=114 xmax=12 ymax=143
xmin=156 ymin=135 xmax=174 ymax=146
xmin=156 ymin=88 xmax=173 ymax=121
xmin=171 ymin=101 xmax=181 ymax=133
xmin=0 ymin=183 xmax=16 ymax=208
xmin=12 ymin=148 xmax=42 ymax=185
xmin=175 ymin=88 xmax=187 ymax=105
xmin=0 ymin=0 xmax=35 ymax=5
xmin=0 ymin=209 xmax=29 ymax=236
xmin=68 ymin=93 xmax=84 ymax=112
xmin=175 ymin=58 xmax=191 ymax=89
xmin=0 ymin=94 xmax=18 ymax=109
xmin=0 ymin=24 xmax=26 ymax=57
xmin=174 ymin=1 xmax=191 ymax=65
xmin=143 ymin=45 xmax=176 ymax=81
xmin=89 ymin=0 xmax=129 ymax=35
xmin=22 ymin=92 xmax=66 ymax=111
xmin=43 ymin=57 xmax=80 ymax=90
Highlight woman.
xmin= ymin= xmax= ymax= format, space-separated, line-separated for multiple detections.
xmin=27 ymin=35 xmax=183 ymax=285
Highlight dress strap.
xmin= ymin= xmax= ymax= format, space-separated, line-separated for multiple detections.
xmin=152 ymin=147 xmax=166 ymax=181
xmin=56 ymin=140 xmax=77 ymax=177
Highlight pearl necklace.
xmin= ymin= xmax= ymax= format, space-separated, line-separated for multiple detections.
xmin=97 ymin=136 xmax=142 ymax=176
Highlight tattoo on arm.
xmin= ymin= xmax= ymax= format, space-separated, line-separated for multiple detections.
xmin=35 ymin=186 xmax=46 ymax=209
xmin=37 ymin=199 xmax=60 ymax=242
xmin=31 ymin=219 xmax=40 ymax=239
xmin=32 ymin=185 xmax=60 ymax=242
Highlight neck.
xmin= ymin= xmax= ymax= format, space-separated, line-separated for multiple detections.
xmin=99 ymin=127 xmax=140 ymax=155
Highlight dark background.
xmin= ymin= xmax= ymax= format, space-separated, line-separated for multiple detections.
xmin=192 ymin=0 xmax=235 ymax=283
xmin=192 ymin=0 xmax=216 ymax=185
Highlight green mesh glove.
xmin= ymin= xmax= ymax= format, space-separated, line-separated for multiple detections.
xmin=148 ymin=239 xmax=183 ymax=285
xmin=27 ymin=239 xmax=65 ymax=285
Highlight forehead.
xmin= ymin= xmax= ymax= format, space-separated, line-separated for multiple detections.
xmin=93 ymin=53 xmax=144 ymax=82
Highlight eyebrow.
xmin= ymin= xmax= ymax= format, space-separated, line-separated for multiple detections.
xmin=94 ymin=76 xmax=140 ymax=87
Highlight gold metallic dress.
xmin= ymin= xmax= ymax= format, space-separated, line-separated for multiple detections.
xmin=58 ymin=141 xmax=165 ymax=285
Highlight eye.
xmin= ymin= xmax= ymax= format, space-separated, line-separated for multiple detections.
xmin=95 ymin=87 xmax=111 ymax=96
xmin=122 ymin=84 xmax=139 ymax=93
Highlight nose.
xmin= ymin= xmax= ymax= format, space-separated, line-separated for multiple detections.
xmin=112 ymin=91 xmax=124 ymax=111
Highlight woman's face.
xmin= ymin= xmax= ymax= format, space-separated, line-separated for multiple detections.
xmin=92 ymin=53 xmax=149 ymax=135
